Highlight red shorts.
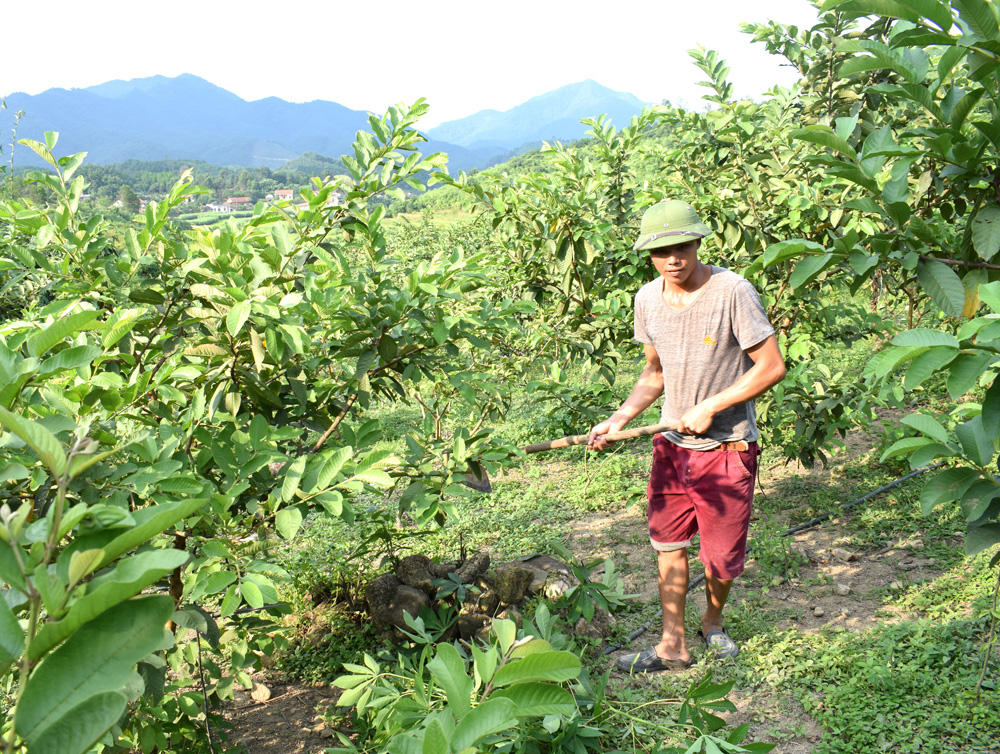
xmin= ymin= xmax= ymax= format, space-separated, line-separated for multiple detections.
xmin=647 ymin=434 xmax=759 ymax=579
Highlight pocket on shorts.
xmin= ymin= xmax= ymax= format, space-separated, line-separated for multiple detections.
xmin=732 ymin=449 xmax=754 ymax=480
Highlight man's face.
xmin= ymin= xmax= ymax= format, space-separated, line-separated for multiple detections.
xmin=649 ymin=240 xmax=701 ymax=286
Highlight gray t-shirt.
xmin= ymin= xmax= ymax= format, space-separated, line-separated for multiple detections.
xmin=634 ymin=266 xmax=775 ymax=450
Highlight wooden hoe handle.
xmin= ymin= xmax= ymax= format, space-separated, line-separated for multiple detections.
xmin=520 ymin=422 xmax=679 ymax=455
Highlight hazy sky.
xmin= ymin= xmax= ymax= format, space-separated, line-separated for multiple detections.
xmin=5 ymin=0 xmax=820 ymax=128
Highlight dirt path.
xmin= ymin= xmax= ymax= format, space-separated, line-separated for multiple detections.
xmin=225 ymin=683 xmax=338 ymax=753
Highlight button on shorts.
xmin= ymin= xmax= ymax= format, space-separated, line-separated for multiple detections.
xmin=647 ymin=433 xmax=759 ymax=579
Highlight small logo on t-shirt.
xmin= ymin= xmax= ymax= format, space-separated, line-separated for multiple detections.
xmin=703 ymin=335 xmax=717 ymax=346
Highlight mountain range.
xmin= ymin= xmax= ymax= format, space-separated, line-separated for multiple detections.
xmin=3 ymin=75 xmax=650 ymax=172
xmin=427 ymin=80 xmax=647 ymax=150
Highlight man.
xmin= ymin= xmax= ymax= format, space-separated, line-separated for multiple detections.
xmin=588 ymin=199 xmax=785 ymax=672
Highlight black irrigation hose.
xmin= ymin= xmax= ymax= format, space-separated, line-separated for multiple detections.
xmin=782 ymin=462 xmax=946 ymax=537
xmin=601 ymin=462 xmax=946 ymax=656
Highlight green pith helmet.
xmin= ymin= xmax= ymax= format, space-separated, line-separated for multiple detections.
xmin=634 ymin=199 xmax=711 ymax=251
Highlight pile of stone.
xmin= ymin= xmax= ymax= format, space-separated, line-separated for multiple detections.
xmin=365 ymin=552 xmax=615 ymax=643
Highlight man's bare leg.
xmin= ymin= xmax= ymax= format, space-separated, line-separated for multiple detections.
xmin=699 ymin=570 xmax=739 ymax=658
xmin=702 ymin=571 xmax=733 ymax=635
xmin=654 ymin=548 xmax=692 ymax=663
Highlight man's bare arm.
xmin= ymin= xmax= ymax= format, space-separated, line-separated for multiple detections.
xmin=588 ymin=343 xmax=664 ymax=450
xmin=677 ymin=335 xmax=786 ymax=435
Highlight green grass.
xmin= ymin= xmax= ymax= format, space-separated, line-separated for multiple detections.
xmin=733 ymin=614 xmax=996 ymax=754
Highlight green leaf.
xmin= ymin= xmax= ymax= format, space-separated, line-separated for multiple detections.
xmin=0 ymin=407 xmax=67 ymax=477
xmin=37 ymin=346 xmax=101 ymax=378
xmin=156 ymin=477 xmax=204 ymax=495
xmin=960 ymin=479 xmax=1000 ymax=521
xmin=0 ymin=539 xmax=26 ymax=591
xmin=249 ymin=414 xmax=268 ymax=445
xmin=871 ymin=345 xmax=929 ymax=379
xmin=947 ymin=352 xmax=997 ymax=399
xmin=102 ymin=309 xmax=144 ymax=349
xmin=838 ymin=40 xmax=922 ymax=83
xmin=184 ymin=344 xmax=228 ymax=358
xmin=75 ymin=497 xmax=207 ymax=570
xmin=0 ymin=595 xmax=25 ymax=666
xmin=871 ymin=83 xmax=943 ymax=121
xmin=0 ymin=463 xmax=30 ymax=482
xmin=422 ymin=717 xmax=450 ymax=754
xmin=903 ymin=347 xmax=958 ymax=390
xmin=890 ymin=329 xmax=959 ymax=348
xmin=974 ymin=120 xmax=1000 ymax=156
xmin=348 ymin=469 xmax=393 ymax=488
xmin=955 ymin=416 xmax=996 ymax=466
xmin=761 ymin=239 xmax=827 ymax=267
xmin=280 ymin=455 xmax=307 ymax=503
xmin=909 ymin=442 xmax=958 ymax=468
xmin=493 ymin=619 xmax=516 ymax=655
xmin=30 ymin=549 xmax=187 ymax=660
xmin=193 ymin=570 xmax=238 ymax=598
xmin=491 ymin=682 xmax=576 ymax=717
xmin=220 ymin=585 xmax=240 ymax=617
xmin=509 ymin=638 xmax=554 ymax=658
xmin=829 ymin=0 xmax=926 ymax=24
xmin=893 ymin=0 xmax=955 ymax=30
xmin=979 ymin=281 xmax=1000 ymax=312
xmin=318 ymin=447 xmax=352 ymax=488
xmin=432 ymin=321 xmax=448 ymax=345
xmin=355 ymin=349 xmax=377 ymax=380
xmin=790 ymin=127 xmax=858 ymax=160
xmin=983 ymin=379 xmax=1000 ymax=437
xmin=840 ymin=56 xmax=890 ymax=78
xmin=920 ymin=467 xmax=980 ymax=514
xmin=972 ymin=205 xmax=1000 ymax=261
xmin=275 ymin=506 xmax=304 ymax=539
xmin=471 ymin=644 xmax=498 ymax=690
xmin=450 ymin=697 xmax=519 ymax=752
xmin=27 ymin=691 xmax=128 ymax=754
xmin=879 ymin=436 xmax=933 ymax=462
xmin=27 ymin=311 xmax=101 ymax=358
xmin=67 ymin=549 xmax=105 ymax=586
xmin=128 ymin=288 xmax=164 ymax=305
xmin=16 ymin=596 xmax=173 ymax=748
xmin=241 ymin=580 xmax=264 ymax=609
xmin=492 ymin=651 xmax=582 ymax=687
xmin=244 ymin=573 xmax=278 ymax=604
xmin=954 ymin=0 xmax=1000 ymax=42
xmin=981 ymin=320 xmax=1000 ymax=343
xmin=901 ymin=413 xmax=950 ymax=443
xmin=789 ymin=253 xmax=836 ymax=289
xmin=917 ymin=261 xmax=967 ymax=318
xmin=426 ymin=643 xmax=472 ymax=716
xmin=172 ymin=607 xmax=210 ymax=638
xmin=227 ymin=300 xmax=251 ymax=337
xmin=966 ymin=523 xmax=1000 ymax=556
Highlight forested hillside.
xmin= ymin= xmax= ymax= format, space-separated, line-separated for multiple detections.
xmin=0 ymin=1 xmax=998 ymax=753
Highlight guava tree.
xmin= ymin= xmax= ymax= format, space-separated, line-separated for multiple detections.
xmin=0 ymin=103 xmax=525 ymax=752
xmin=769 ymin=0 xmax=1000 ymax=562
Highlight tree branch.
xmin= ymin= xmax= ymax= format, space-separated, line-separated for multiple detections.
xmin=918 ymin=255 xmax=1000 ymax=271
xmin=311 ymin=393 xmax=358 ymax=453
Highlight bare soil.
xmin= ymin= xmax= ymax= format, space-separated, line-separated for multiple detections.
xmin=225 ymin=683 xmax=339 ymax=753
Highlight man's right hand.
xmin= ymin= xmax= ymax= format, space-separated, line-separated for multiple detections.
xmin=588 ymin=417 xmax=626 ymax=451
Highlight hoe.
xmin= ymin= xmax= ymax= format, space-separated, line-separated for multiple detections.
xmin=466 ymin=421 xmax=679 ymax=493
